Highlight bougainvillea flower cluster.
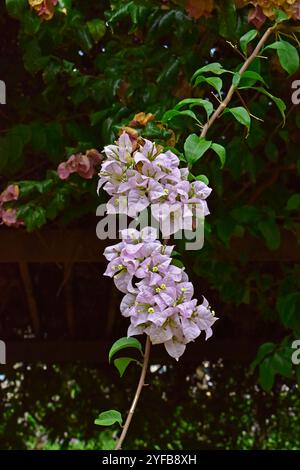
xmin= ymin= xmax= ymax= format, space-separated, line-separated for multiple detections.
xmin=103 ymin=228 xmax=217 ymax=360
xmin=28 ymin=0 xmax=58 ymax=21
xmin=58 ymin=149 xmax=103 ymax=180
xmin=236 ymin=0 xmax=300 ymax=27
xmin=97 ymin=132 xmax=212 ymax=236
xmin=0 ymin=184 xmax=23 ymax=228
xmin=185 ymin=0 xmax=215 ymax=19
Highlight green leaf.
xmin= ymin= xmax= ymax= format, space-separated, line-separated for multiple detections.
xmin=251 ymin=342 xmax=276 ymax=372
xmin=22 ymin=40 xmax=49 ymax=74
xmin=274 ymin=8 xmax=290 ymax=23
xmin=23 ymin=10 xmax=41 ymax=35
xmin=94 ymin=410 xmax=122 ymax=427
xmin=174 ymin=98 xmax=213 ymax=118
xmin=297 ymin=365 xmax=300 ymax=388
xmin=259 ymin=358 xmax=275 ymax=392
xmin=257 ymin=218 xmax=281 ymax=250
xmin=205 ymin=77 xmax=223 ymax=95
xmin=191 ymin=62 xmax=228 ymax=81
xmin=162 ymin=109 xmax=201 ymax=124
xmin=46 ymin=192 xmax=67 ymax=220
xmin=184 ymin=134 xmax=212 ymax=166
xmin=194 ymin=76 xmax=223 ymax=96
xmin=195 ymin=174 xmax=209 ymax=185
xmin=107 ymin=1 xmax=135 ymax=25
xmin=266 ymin=40 xmax=299 ymax=75
xmin=218 ymin=0 xmax=237 ymax=40
xmin=271 ymin=351 xmax=292 ymax=378
xmin=17 ymin=205 xmax=47 ymax=232
xmin=211 ymin=143 xmax=226 ymax=168
xmin=90 ymin=110 xmax=109 ymax=126
xmin=287 ymin=194 xmax=300 ymax=211
xmin=0 ymin=130 xmax=24 ymax=175
xmin=230 ymin=205 xmax=261 ymax=223
xmin=277 ymin=293 xmax=300 ymax=330
xmin=171 ymin=258 xmax=185 ymax=269
xmin=216 ymin=216 xmax=236 ymax=246
xmin=237 ymin=71 xmax=267 ymax=87
xmin=223 ymin=106 xmax=251 ymax=134
xmin=250 ymin=87 xmax=286 ymax=123
xmin=157 ymin=58 xmax=180 ymax=86
xmin=87 ymin=19 xmax=106 ymax=43
xmin=114 ymin=357 xmax=137 ymax=377
xmin=276 ymin=41 xmax=299 ymax=75
xmin=265 ymin=140 xmax=278 ymax=162
xmin=232 ymin=72 xmax=241 ymax=88
xmin=57 ymin=0 xmax=72 ymax=11
xmin=142 ymin=122 xmax=171 ymax=140
xmin=5 ymin=0 xmax=26 ymax=18
xmin=108 ymin=337 xmax=142 ymax=363
xmin=240 ymin=29 xmax=258 ymax=55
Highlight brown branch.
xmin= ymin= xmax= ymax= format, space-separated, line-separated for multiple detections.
xmin=200 ymin=26 xmax=276 ymax=139
xmin=115 ymin=336 xmax=151 ymax=450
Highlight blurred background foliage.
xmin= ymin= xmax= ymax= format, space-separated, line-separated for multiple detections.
xmin=1 ymin=361 xmax=300 ymax=450
xmin=0 ymin=0 xmax=300 ymax=450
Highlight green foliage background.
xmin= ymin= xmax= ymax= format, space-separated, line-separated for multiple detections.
xmin=0 ymin=0 xmax=300 ymax=449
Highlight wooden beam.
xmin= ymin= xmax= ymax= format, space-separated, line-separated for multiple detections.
xmin=0 ymin=228 xmax=299 ymax=263
xmin=0 ymin=339 xmax=262 ymax=365
xmin=0 ymin=229 xmax=107 ymax=263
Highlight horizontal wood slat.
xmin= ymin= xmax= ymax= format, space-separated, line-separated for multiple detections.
xmin=0 ymin=228 xmax=299 ymax=262
xmin=0 ymin=339 xmax=263 ymax=365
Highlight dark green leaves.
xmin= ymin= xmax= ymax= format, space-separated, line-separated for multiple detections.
xmin=240 ymin=29 xmax=258 ymax=55
xmin=184 ymin=134 xmax=211 ymax=166
xmin=253 ymin=341 xmax=293 ymax=392
xmin=259 ymin=358 xmax=275 ymax=392
xmin=253 ymin=342 xmax=276 ymax=368
xmin=277 ymin=293 xmax=300 ymax=331
xmin=217 ymin=0 xmax=237 ymax=40
xmin=5 ymin=0 xmax=26 ymax=18
xmin=87 ymin=19 xmax=106 ymax=43
xmin=94 ymin=410 xmax=122 ymax=427
xmin=266 ymin=40 xmax=299 ymax=76
xmin=271 ymin=351 xmax=293 ymax=379
xmin=287 ymin=194 xmax=300 ymax=211
xmin=257 ymin=217 xmax=281 ymax=251
xmin=17 ymin=205 xmax=47 ymax=232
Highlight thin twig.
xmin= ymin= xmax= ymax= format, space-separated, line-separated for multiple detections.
xmin=200 ymin=26 xmax=276 ymax=139
xmin=115 ymin=336 xmax=151 ymax=450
